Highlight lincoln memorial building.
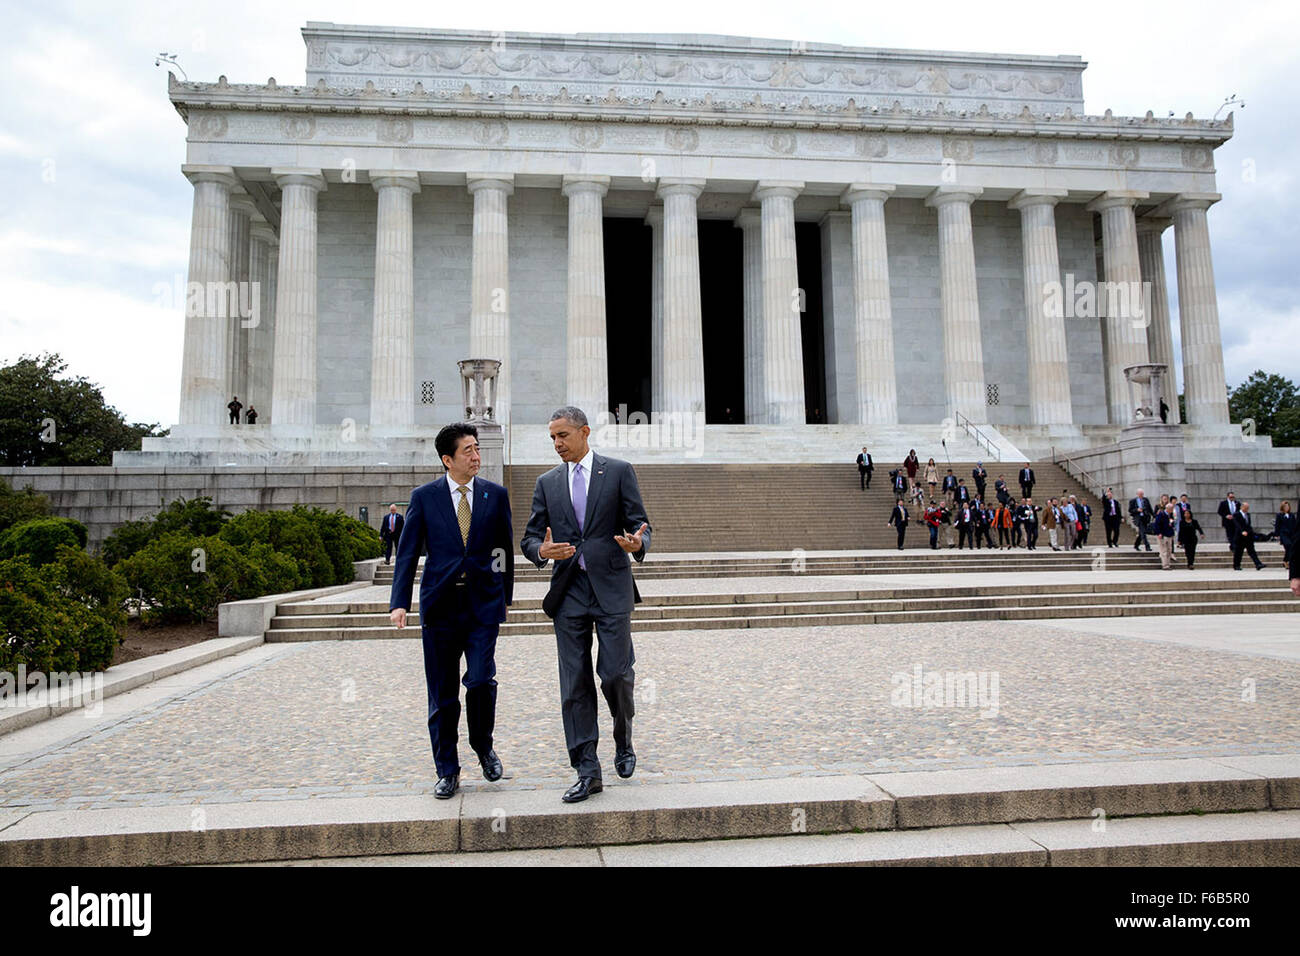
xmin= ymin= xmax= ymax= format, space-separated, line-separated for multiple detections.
xmin=116 ymin=20 xmax=1297 ymax=480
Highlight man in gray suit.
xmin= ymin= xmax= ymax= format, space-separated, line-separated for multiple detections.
xmin=521 ymin=406 xmax=651 ymax=803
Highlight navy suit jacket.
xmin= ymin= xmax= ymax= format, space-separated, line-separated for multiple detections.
xmin=520 ymin=453 xmax=650 ymax=617
xmin=380 ymin=512 xmax=404 ymax=543
xmin=389 ymin=476 xmax=515 ymax=626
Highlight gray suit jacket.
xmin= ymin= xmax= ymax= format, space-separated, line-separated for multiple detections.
xmin=520 ymin=453 xmax=651 ymax=617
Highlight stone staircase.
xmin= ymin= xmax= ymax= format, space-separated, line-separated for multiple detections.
xmin=271 ymin=573 xmax=1295 ymax=641
xmin=6 ymin=756 xmax=1296 ymax=865
xmin=495 ymin=460 xmax=1100 ymax=553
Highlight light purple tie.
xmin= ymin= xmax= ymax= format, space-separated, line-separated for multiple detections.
xmin=572 ymin=463 xmax=586 ymax=570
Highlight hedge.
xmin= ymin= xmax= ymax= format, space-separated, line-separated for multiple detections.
xmin=0 ymin=516 xmax=89 ymax=566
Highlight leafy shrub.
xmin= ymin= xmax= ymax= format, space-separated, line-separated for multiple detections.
xmin=115 ymin=533 xmax=248 ymax=625
xmin=0 ymin=516 xmax=88 ymax=566
xmin=100 ymin=496 xmax=228 ymax=567
xmin=0 ymin=548 xmax=126 ymax=673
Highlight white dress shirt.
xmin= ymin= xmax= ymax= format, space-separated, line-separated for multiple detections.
xmin=446 ymin=474 xmax=475 ymax=523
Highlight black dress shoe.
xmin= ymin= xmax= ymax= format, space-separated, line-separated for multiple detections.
xmin=615 ymin=749 xmax=636 ymax=779
xmin=434 ymin=774 xmax=459 ymax=799
xmin=561 ymin=776 xmax=603 ymax=803
xmin=478 ymin=749 xmax=503 ymax=782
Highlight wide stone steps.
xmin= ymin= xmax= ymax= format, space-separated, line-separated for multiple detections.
xmin=5 ymin=755 xmax=1294 ymax=865
xmin=371 ymin=549 xmax=1273 ymax=584
xmin=266 ymin=579 xmax=1295 ymax=640
xmin=497 ymin=461 xmax=1096 ymax=552
xmin=271 ymin=810 xmax=1300 ymax=867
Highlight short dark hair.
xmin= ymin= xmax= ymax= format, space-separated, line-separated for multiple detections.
xmin=435 ymin=422 xmax=479 ymax=463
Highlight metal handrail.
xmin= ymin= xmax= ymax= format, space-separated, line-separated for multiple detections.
xmin=953 ymin=411 xmax=1001 ymax=462
xmin=1051 ymin=446 xmax=1108 ymax=501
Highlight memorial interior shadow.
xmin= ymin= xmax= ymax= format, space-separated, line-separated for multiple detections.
xmin=601 ymin=216 xmax=827 ymax=425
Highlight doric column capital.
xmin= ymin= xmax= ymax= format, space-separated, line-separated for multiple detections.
xmin=271 ymin=167 xmax=327 ymax=192
xmin=925 ymin=185 xmax=983 ymax=208
xmin=249 ymin=222 xmax=278 ymax=245
xmin=656 ymin=178 xmax=706 ymax=200
xmin=841 ymin=183 xmax=895 ymax=206
xmin=1008 ymin=187 xmax=1068 ymax=211
xmin=228 ymin=193 xmax=258 ymax=217
xmin=1154 ymin=191 xmax=1222 ymax=216
xmin=1084 ymin=189 xmax=1148 ymax=213
xmin=369 ymin=171 xmax=421 ymax=194
xmin=561 ymin=174 xmax=610 ymax=197
xmin=1135 ymin=215 xmax=1173 ymax=236
xmin=644 ymin=204 xmax=664 ymax=228
xmin=733 ymin=206 xmax=761 ymax=229
xmin=752 ymin=180 xmax=803 ymax=202
xmin=182 ymin=164 xmax=238 ymax=188
xmin=466 ymin=173 xmax=514 ymax=196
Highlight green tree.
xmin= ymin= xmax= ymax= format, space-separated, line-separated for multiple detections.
xmin=0 ymin=477 xmax=49 ymax=535
xmin=1228 ymin=370 xmax=1300 ymax=446
xmin=0 ymin=353 xmax=167 ymax=466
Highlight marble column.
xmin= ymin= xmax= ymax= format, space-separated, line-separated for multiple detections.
xmin=926 ymin=186 xmax=988 ymax=424
xmin=270 ymin=167 xmax=326 ymax=428
xmin=754 ymin=180 xmax=805 ymax=425
xmin=1162 ymin=192 xmax=1231 ymax=425
xmin=654 ymin=178 xmax=707 ymax=416
xmin=226 ymin=195 xmax=253 ymax=409
xmin=563 ymin=175 xmax=611 ymax=419
xmin=467 ymin=174 xmax=514 ymax=424
xmin=247 ymin=220 xmax=278 ymax=422
xmin=1136 ymin=216 xmax=1180 ymax=424
xmin=178 ymin=164 xmax=237 ymax=426
xmin=842 ymin=184 xmax=898 ymax=425
xmin=368 ymin=172 xmax=420 ymax=428
xmin=734 ymin=207 xmax=764 ymax=423
xmin=1086 ymin=190 xmax=1151 ymax=425
xmin=645 ymin=204 xmax=664 ymax=419
xmin=1008 ymin=188 xmax=1073 ymax=425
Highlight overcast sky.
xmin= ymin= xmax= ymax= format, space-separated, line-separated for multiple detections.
xmin=1 ymin=0 xmax=1295 ymax=426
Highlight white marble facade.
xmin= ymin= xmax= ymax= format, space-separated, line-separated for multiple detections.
xmin=168 ymin=22 xmax=1236 ymax=443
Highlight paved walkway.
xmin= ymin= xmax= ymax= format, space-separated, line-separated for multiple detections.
xmin=2 ymin=609 xmax=1297 ymax=812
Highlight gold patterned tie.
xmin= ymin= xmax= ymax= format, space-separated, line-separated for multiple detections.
xmin=456 ymin=485 xmax=471 ymax=546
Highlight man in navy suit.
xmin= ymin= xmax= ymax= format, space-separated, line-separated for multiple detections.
xmin=389 ymin=423 xmax=515 ymax=799
xmin=380 ymin=503 xmax=404 ymax=565
xmin=521 ymin=406 xmax=651 ymax=804
xmin=1018 ymin=466 xmax=1035 ymax=501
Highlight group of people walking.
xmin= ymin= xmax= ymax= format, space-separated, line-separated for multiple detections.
xmin=868 ymin=449 xmax=1297 ymax=574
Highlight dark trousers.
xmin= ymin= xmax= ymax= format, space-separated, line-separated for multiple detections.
xmin=1020 ymin=483 xmax=1033 ymax=500
xmin=420 ymin=586 xmax=499 ymax=779
xmin=1232 ymin=534 xmax=1263 ymax=570
xmin=894 ymin=524 xmax=906 ymax=549
xmin=383 ymin=536 xmax=397 ymax=563
xmin=554 ymin=570 xmax=635 ymax=780
xmin=1183 ymin=536 xmax=1199 ymax=569
xmin=859 ymin=466 xmax=869 ymax=489
xmin=997 ymin=527 xmax=1010 ymax=548
xmin=1222 ymin=522 xmax=1235 ymax=545
xmin=928 ymin=524 xmax=938 ymax=549
xmin=1104 ymin=516 xmax=1120 ymax=547
xmin=1024 ymin=522 xmax=1038 ymax=549
xmin=958 ymin=525 xmax=972 ymax=548
xmin=1134 ymin=519 xmax=1151 ymax=549
xmin=975 ymin=482 xmax=986 ymax=500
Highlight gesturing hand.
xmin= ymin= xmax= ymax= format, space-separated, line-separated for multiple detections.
xmin=539 ymin=526 xmax=576 ymax=561
xmin=614 ymin=523 xmax=648 ymax=554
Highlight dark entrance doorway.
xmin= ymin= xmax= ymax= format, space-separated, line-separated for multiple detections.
xmin=602 ymin=217 xmax=652 ymax=419
xmin=698 ymin=220 xmax=744 ymax=423
xmin=795 ymin=221 xmax=827 ymax=424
